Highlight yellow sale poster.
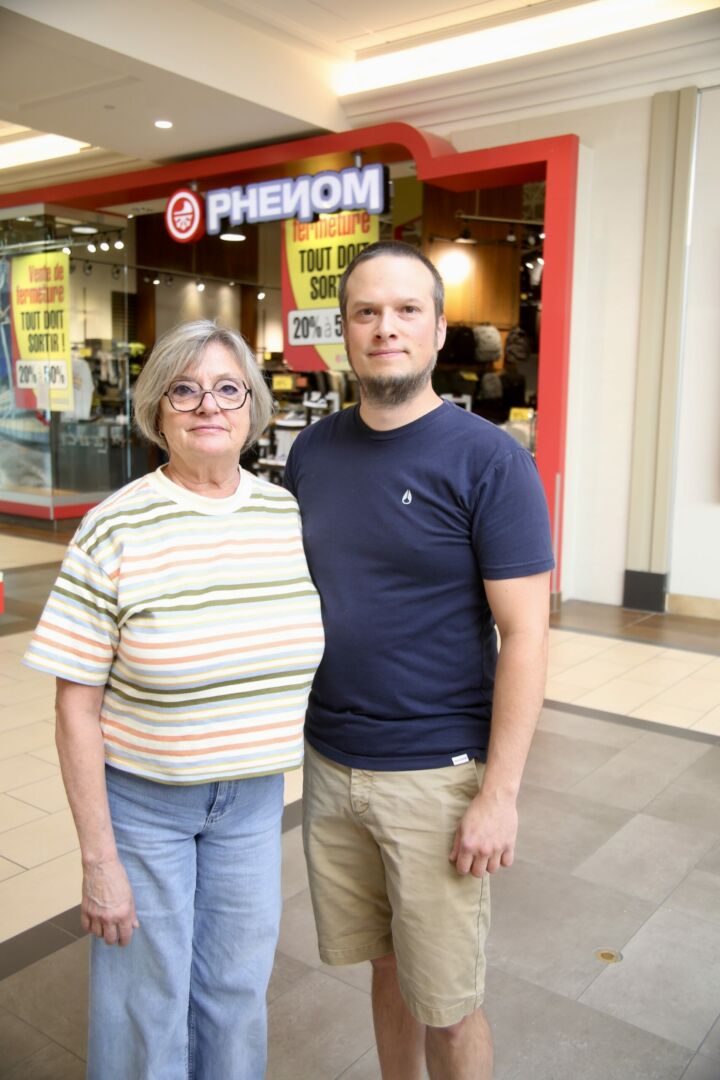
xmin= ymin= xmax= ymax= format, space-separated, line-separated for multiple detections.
xmin=281 ymin=211 xmax=379 ymax=372
xmin=11 ymin=251 xmax=73 ymax=411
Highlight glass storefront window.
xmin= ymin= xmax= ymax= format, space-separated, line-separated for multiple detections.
xmin=0 ymin=205 xmax=148 ymax=520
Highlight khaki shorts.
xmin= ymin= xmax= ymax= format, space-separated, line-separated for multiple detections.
xmin=302 ymin=742 xmax=491 ymax=1027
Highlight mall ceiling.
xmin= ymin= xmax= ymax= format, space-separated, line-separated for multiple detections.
xmin=0 ymin=0 xmax=719 ymax=196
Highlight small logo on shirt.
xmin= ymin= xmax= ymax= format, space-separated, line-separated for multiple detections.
xmin=452 ymin=753 xmax=470 ymax=766
xmin=402 ymin=490 xmax=412 ymax=505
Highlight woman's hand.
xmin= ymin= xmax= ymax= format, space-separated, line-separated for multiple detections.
xmin=82 ymin=857 xmax=140 ymax=947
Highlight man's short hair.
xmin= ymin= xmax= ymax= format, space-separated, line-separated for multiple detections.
xmin=339 ymin=240 xmax=445 ymax=322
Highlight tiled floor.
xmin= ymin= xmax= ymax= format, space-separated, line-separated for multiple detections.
xmin=1 ymin=531 xmax=720 ymax=1078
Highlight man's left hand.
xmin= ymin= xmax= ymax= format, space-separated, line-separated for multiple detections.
xmin=449 ymin=791 xmax=518 ymax=877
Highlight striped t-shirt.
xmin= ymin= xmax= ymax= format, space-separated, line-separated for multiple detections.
xmin=23 ymin=466 xmax=324 ymax=784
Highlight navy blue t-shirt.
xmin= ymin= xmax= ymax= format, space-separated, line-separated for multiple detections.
xmin=284 ymin=402 xmax=554 ymax=770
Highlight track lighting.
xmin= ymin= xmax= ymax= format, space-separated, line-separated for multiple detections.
xmin=453 ymin=227 xmax=477 ymax=245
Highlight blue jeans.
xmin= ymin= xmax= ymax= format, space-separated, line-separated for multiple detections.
xmin=87 ymin=766 xmax=284 ymax=1080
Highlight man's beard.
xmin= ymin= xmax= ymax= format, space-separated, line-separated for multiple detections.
xmin=352 ymin=355 xmax=437 ymax=407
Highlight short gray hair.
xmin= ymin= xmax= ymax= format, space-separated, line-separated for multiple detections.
xmin=133 ymin=320 xmax=273 ymax=451
xmin=338 ymin=240 xmax=445 ymax=321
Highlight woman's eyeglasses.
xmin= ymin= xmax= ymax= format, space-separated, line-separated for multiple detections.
xmin=164 ymin=379 xmax=252 ymax=412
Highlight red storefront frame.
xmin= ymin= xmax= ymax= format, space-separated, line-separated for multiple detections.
xmin=0 ymin=123 xmax=578 ymax=592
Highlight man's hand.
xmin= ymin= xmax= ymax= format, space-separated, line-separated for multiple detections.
xmin=449 ymin=791 xmax=518 ymax=877
xmin=82 ymin=857 xmax=139 ymax=946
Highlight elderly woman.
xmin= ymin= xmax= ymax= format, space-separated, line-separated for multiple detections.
xmin=24 ymin=321 xmax=324 ymax=1079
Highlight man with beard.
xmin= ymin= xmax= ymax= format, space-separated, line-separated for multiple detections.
xmin=284 ymin=241 xmax=553 ymax=1080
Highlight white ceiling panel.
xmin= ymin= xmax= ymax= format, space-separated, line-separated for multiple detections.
xmin=200 ymin=0 xmax=584 ymax=52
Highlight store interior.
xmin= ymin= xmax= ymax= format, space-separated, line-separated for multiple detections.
xmin=0 ymin=163 xmax=546 ymax=520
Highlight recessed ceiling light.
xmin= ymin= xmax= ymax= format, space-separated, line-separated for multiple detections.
xmin=0 ymin=134 xmax=89 ymax=171
xmin=72 ymin=225 xmax=97 ymax=235
xmin=154 ymin=119 xmax=173 ymax=130
xmin=220 ymin=232 xmax=246 ymax=242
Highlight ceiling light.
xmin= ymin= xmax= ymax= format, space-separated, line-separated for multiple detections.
xmin=454 ymin=227 xmax=477 ymax=246
xmin=506 ymin=229 xmax=516 ymax=243
xmin=335 ymin=0 xmax=718 ymax=94
xmin=196 ymin=281 xmax=205 ymax=293
xmin=114 ymin=239 xmax=125 ymax=250
xmin=257 ymin=291 xmax=266 ymax=300
xmin=537 ymin=257 xmax=545 ymax=266
xmin=72 ymin=225 xmax=97 ymax=235
xmin=228 ymin=280 xmax=236 ymax=287
xmin=165 ymin=275 xmax=174 ymax=286
xmin=127 ymin=214 xmax=134 ymax=220
xmin=220 ymin=232 xmax=246 ymax=242
xmin=525 ymin=261 xmax=534 ymax=269
xmin=152 ymin=276 xmax=160 ymax=286
xmin=61 ymin=245 xmax=71 ymax=255
xmin=539 ymin=232 xmax=546 ymax=240
xmin=83 ymin=262 xmax=93 ymax=276
xmin=436 ymin=249 xmax=472 ymax=285
xmin=15 ymin=215 xmax=32 ymax=223
xmin=99 ymin=241 xmax=110 ymax=252
xmin=111 ymin=266 xmax=122 ymax=280
xmin=154 ymin=119 xmax=173 ymax=129
xmin=86 ymin=242 xmax=97 ymax=253
xmin=0 ymin=134 xmax=89 ymax=171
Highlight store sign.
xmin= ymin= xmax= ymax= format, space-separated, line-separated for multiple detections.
xmin=10 ymin=252 xmax=73 ymax=411
xmin=281 ymin=210 xmax=379 ymax=372
xmin=165 ymin=188 xmax=205 ymax=243
xmin=164 ymin=164 xmax=386 ymax=242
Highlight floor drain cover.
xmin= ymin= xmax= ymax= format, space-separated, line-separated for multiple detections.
xmin=594 ymin=948 xmax=623 ymax=964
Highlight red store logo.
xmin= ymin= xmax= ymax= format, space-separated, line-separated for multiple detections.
xmin=165 ymin=189 xmax=205 ymax=243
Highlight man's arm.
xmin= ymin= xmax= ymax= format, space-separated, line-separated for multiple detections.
xmin=449 ymin=571 xmax=550 ymax=877
xmin=55 ymin=678 xmax=139 ymax=945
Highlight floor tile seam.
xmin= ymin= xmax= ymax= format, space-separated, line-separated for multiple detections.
xmin=550 ymin=623 xmax=720 ymax=658
xmin=487 ymin=959 xmax=694 ymax=1067
xmin=0 ymin=621 xmax=36 ymax=639
xmin=548 ymin=643 xmax=720 ymax=686
xmin=574 ymin=984 xmax=701 ymax=1058
xmin=567 ymin=846 xmax=712 ymax=913
xmin=0 ymin=852 xmax=27 ymax=873
xmin=267 ymin=960 xmax=324 ymax=1008
xmin=0 ymin=997 xmax=68 ymax=1052
xmin=323 ymin=967 xmax=372 ymax=997
xmin=0 ymin=1014 xmax=84 ymax=1062
xmin=0 ymin=560 xmax=65 ymax=572
xmin=6 ymin=1041 xmax=87 ymax=1075
xmin=2 ymin=790 xmax=60 ymax=815
xmin=0 ymin=800 xmax=303 ymax=963
xmin=0 ymin=720 xmax=56 ymax=742
xmin=336 ymin=1043 xmax=377 ymax=1078
xmin=543 ymin=699 xmax=720 ymax=745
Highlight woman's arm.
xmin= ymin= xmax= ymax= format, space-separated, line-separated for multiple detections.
xmin=55 ymin=678 xmax=139 ymax=946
